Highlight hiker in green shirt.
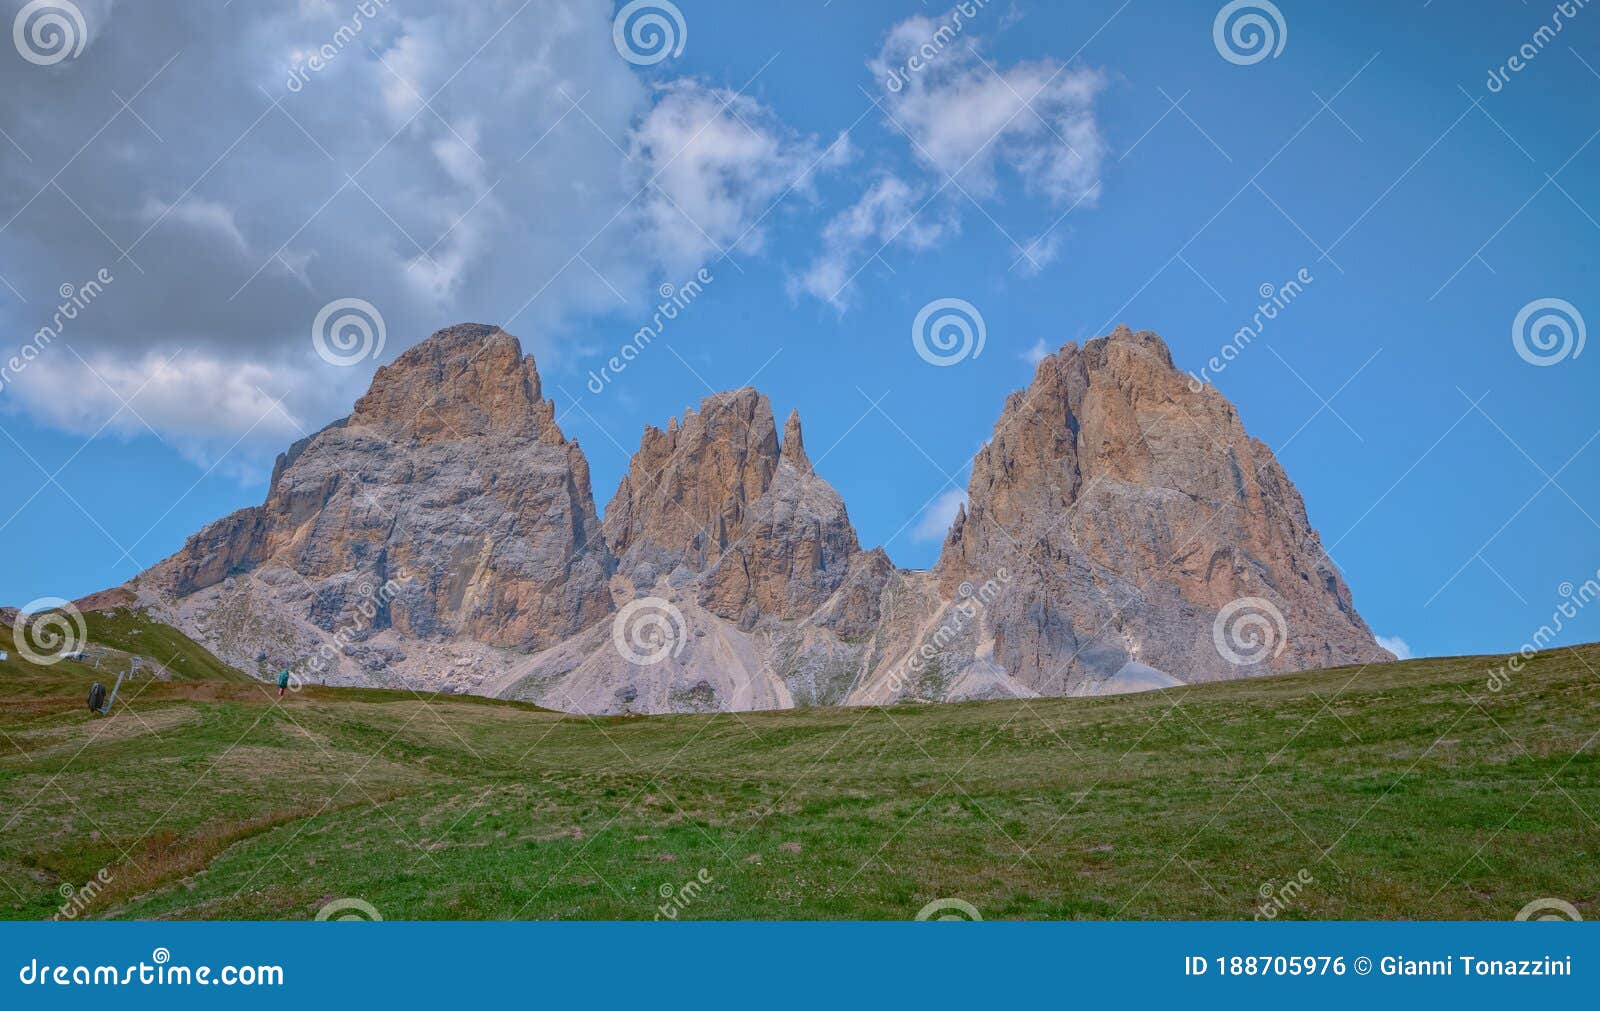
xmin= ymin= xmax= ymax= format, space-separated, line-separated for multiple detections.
xmin=278 ymin=669 xmax=291 ymax=699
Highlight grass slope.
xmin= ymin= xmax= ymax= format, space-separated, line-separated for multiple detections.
xmin=80 ymin=608 xmax=253 ymax=683
xmin=0 ymin=641 xmax=1596 ymax=920
xmin=1 ymin=607 xmax=250 ymax=689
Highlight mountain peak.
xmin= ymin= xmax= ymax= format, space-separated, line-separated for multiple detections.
xmin=134 ymin=320 xmax=612 ymax=673
xmin=350 ymin=323 xmax=555 ymax=441
xmin=1091 ymin=323 xmax=1173 ymax=367
xmin=126 ymin=318 xmax=1386 ymax=714
xmin=604 ymin=386 xmax=779 ymax=569
xmin=781 ymin=408 xmax=810 ymax=473
xmin=936 ymin=321 xmax=1383 ymax=693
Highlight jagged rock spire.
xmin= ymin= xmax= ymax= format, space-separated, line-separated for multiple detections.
xmin=781 ymin=408 xmax=811 ymax=473
xmin=602 ymin=387 xmax=779 ymax=569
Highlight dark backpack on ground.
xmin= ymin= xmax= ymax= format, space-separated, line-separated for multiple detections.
xmin=87 ymin=682 xmax=107 ymax=713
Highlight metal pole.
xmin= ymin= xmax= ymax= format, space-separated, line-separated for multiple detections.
xmin=100 ymin=671 xmax=126 ymax=716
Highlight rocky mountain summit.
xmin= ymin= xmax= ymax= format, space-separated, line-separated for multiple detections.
xmin=117 ymin=322 xmax=1388 ymax=711
xmin=131 ymin=324 xmax=614 ymax=687
xmin=930 ymin=326 xmax=1381 ymax=695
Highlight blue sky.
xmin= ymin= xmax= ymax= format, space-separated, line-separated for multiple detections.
xmin=1 ymin=0 xmax=1597 ymax=662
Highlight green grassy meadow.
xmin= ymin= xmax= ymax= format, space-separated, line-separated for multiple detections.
xmin=1 ymin=612 xmax=1596 ymax=920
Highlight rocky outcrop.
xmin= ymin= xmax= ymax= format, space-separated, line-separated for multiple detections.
xmin=919 ymin=325 xmax=1388 ymax=696
xmin=72 ymin=586 xmax=138 ymax=613
xmin=495 ymin=389 xmax=894 ymax=713
xmin=602 ymin=388 xmax=778 ymax=576
xmin=600 ymin=390 xmax=875 ymax=629
xmin=133 ymin=324 xmax=614 ymax=685
xmin=701 ymin=410 xmax=867 ymax=627
xmin=120 ymin=320 xmax=1387 ymax=710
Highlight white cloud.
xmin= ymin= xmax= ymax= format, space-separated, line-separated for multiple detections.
xmin=407 ymin=117 xmax=497 ymax=305
xmin=790 ymin=174 xmax=957 ymax=309
xmin=139 ymin=197 xmax=254 ymax=256
xmin=430 ymin=116 xmax=489 ymax=191
xmin=376 ymin=29 xmax=441 ymax=126
xmin=1020 ymin=339 xmax=1051 ymax=366
xmin=1014 ymin=229 xmax=1066 ymax=277
xmin=1375 ymin=635 xmax=1414 ymax=660
xmin=1 ymin=350 xmax=315 ymax=477
xmin=795 ymin=10 xmax=1109 ymax=308
xmin=829 ymin=175 xmax=952 ymax=253
xmin=913 ymin=488 xmax=967 ymax=544
xmin=630 ymin=80 xmax=845 ymax=271
xmin=868 ymin=14 xmax=1107 ymax=206
xmin=0 ymin=1 xmax=853 ymax=469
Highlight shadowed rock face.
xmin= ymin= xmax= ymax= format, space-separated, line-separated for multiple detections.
xmin=486 ymin=389 xmax=891 ymax=714
xmin=931 ymin=325 xmax=1388 ymax=693
xmin=603 ymin=387 xmax=780 ymax=577
xmin=122 ymin=321 xmax=1386 ymax=710
xmin=702 ymin=409 xmax=867 ymax=627
xmin=602 ymin=392 xmax=876 ymax=628
xmin=136 ymin=325 xmax=614 ymax=676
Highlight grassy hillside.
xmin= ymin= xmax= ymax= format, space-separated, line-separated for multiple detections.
xmin=1 ymin=607 xmax=250 ymax=692
xmin=0 ymin=641 xmax=1596 ymax=920
xmin=80 ymin=608 xmax=254 ymax=683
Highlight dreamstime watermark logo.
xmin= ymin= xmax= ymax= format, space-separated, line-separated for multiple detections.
xmin=1187 ymin=268 xmax=1313 ymax=390
xmin=1 ymin=268 xmax=115 ymax=396
xmin=914 ymin=897 xmax=982 ymax=921
xmin=1254 ymin=869 xmax=1314 ymax=920
xmin=653 ymin=867 xmax=713 ymax=920
xmin=611 ymin=0 xmax=686 ymax=66
xmin=1515 ymin=897 xmax=1582 ymax=921
xmin=889 ymin=569 xmax=1010 ymax=697
xmin=1511 ymin=297 xmax=1585 ymax=367
xmin=880 ymin=0 xmax=991 ymax=93
xmin=912 ymin=297 xmax=986 ymax=367
xmin=1486 ymin=0 xmax=1590 ymax=94
xmin=13 ymin=0 xmax=86 ymax=67
xmin=1213 ymin=1 xmax=1286 ymax=66
xmin=1487 ymin=571 xmax=1599 ymax=692
xmin=312 ymin=298 xmax=386 ymax=367
xmin=612 ymin=596 xmax=687 ymax=666
xmin=587 ymin=268 xmax=714 ymax=395
xmin=1212 ymin=596 xmax=1288 ymax=666
xmin=17 ymin=948 xmax=284 ymax=987
xmin=284 ymin=0 xmax=392 ymax=93
xmin=54 ymin=867 xmax=112 ymax=921
xmin=314 ymin=897 xmax=381 ymax=921
xmin=11 ymin=597 xmax=87 ymax=666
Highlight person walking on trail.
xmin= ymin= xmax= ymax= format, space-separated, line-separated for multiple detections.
xmin=277 ymin=669 xmax=291 ymax=699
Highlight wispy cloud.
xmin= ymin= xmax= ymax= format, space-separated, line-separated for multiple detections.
xmin=1019 ymin=338 xmax=1052 ymax=366
xmin=789 ymin=174 xmax=957 ymax=309
xmin=869 ymin=19 xmax=1106 ymax=205
xmin=0 ymin=1 xmax=854 ymax=467
xmin=795 ymin=7 xmax=1108 ymax=307
xmin=912 ymin=488 xmax=967 ymax=544
xmin=1375 ymin=634 xmax=1414 ymax=660
xmin=632 ymin=79 xmax=850 ymax=272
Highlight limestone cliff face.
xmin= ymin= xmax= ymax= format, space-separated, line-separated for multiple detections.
xmin=498 ymin=390 xmax=893 ymax=714
xmin=927 ymin=325 xmax=1387 ymax=694
xmin=136 ymin=324 xmax=614 ymax=682
xmin=603 ymin=388 xmax=778 ymax=574
xmin=602 ymin=392 xmax=873 ymax=628
xmin=124 ymin=320 xmax=1386 ymax=710
xmin=702 ymin=410 xmax=867 ymax=627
